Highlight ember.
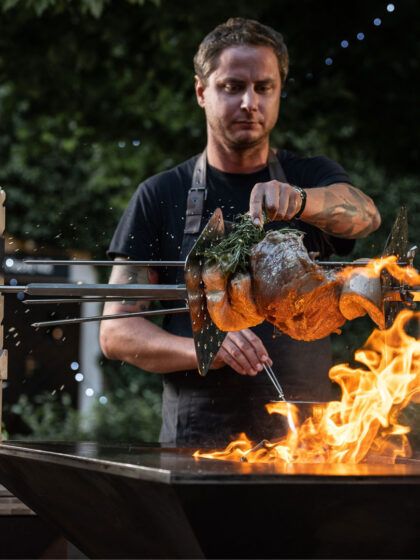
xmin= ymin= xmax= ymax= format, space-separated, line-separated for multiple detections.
xmin=194 ymin=308 xmax=420 ymax=464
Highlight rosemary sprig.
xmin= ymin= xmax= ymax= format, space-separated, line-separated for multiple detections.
xmin=200 ymin=213 xmax=304 ymax=276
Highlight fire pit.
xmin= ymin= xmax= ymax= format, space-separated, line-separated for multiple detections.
xmin=0 ymin=441 xmax=419 ymax=559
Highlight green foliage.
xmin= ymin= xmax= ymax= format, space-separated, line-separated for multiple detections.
xmin=8 ymin=392 xmax=82 ymax=440
xmin=1 ymin=421 xmax=8 ymax=440
xmin=0 ymin=0 xmax=418 ymax=258
xmin=1 ymin=0 xmax=161 ymax=18
xmin=6 ymin=360 xmax=162 ymax=442
xmin=93 ymin=358 xmax=162 ymax=442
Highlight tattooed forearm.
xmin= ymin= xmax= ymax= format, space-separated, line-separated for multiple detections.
xmin=303 ymin=183 xmax=381 ymax=239
xmin=105 ymin=259 xmax=153 ymax=312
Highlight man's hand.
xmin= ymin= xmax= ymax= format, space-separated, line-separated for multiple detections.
xmin=249 ymin=180 xmax=302 ymax=226
xmin=210 ymin=328 xmax=272 ymax=376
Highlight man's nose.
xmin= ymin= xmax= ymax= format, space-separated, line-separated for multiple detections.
xmin=240 ymin=86 xmax=257 ymax=111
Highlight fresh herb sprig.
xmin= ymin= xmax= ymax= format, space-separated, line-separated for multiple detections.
xmin=200 ymin=212 xmax=303 ymax=276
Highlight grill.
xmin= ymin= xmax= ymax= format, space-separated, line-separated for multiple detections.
xmin=0 ymin=441 xmax=419 ymax=558
xmin=0 ymin=197 xmax=419 ymax=558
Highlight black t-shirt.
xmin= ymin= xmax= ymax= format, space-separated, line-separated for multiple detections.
xmin=108 ymin=150 xmax=355 ymax=404
xmin=109 ymin=149 xmax=354 ymax=270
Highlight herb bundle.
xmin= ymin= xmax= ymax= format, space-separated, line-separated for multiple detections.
xmin=200 ymin=213 xmax=303 ymax=276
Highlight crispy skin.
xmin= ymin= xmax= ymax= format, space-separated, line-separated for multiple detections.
xmin=339 ymin=296 xmax=367 ymax=320
xmin=250 ymin=231 xmax=346 ymax=341
xmin=202 ymin=264 xmax=263 ymax=331
xmin=340 ymin=293 xmax=385 ymax=329
xmin=229 ymin=272 xmax=264 ymax=326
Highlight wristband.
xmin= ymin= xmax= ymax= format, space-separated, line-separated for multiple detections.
xmin=292 ymin=185 xmax=307 ymax=219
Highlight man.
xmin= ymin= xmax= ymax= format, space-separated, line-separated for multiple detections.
xmin=100 ymin=18 xmax=381 ymax=445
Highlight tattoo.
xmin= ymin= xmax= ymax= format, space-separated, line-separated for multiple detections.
xmin=104 ymin=260 xmax=153 ymax=313
xmin=307 ymin=185 xmax=378 ymax=239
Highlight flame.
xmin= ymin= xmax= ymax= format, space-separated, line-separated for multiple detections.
xmin=194 ymin=309 xmax=420 ymax=464
xmin=338 ymin=255 xmax=420 ymax=286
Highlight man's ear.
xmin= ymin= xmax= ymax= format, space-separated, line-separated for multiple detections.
xmin=195 ymin=75 xmax=206 ymax=108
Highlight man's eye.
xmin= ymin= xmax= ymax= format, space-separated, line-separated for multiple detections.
xmin=256 ymin=85 xmax=271 ymax=93
xmin=225 ymin=84 xmax=241 ymax=93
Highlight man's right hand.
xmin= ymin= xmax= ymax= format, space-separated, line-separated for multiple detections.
xmin=210 ymin=328 xmax=272 ymax=376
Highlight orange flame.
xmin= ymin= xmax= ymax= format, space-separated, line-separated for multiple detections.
xmin=194 ymin=309 xmax=420 ymax=464
xmin=338 ymin=255 xmax=420 ymax=286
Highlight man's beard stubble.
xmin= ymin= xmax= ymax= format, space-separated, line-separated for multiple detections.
xmin=210 ymin=119 xmax=270 ymax=153
xmin=223 ymin=129 xmax=270 ymax=152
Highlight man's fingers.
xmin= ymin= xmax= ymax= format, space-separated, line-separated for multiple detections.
xmin=249 ymin=184 xmax=265 ymax=226
xmin=214 ymin=330 xmax=272 ymax=376
xmin=240 ymin=329 xmax=272 ymax=366
xmin=216 ymin=345 xmax=249 ymax=375
xmin=275 ymin=183 xmax=302 ymax=220
xmin=260 ymin=181 xmax=279 ymax=221
xmin=250 ymin=181 xmax=300 ymax=224
xmin=220 ymin=333 xmax=259 ymax=375
xmin=249 ymin=181 xmax=280 ymax=223
xmin=278 ymin=185 xmax=300 ymax=220
xmin=283 ymin=195 xmax=300 ymax=221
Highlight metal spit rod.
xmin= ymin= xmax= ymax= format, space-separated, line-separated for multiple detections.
xmin=23 ymin=258 xmax=411 ymax=267
xmin=31 ymin=306 xmax=189 ymax=328
xmin=316 ymin=260 xmax=409 ymax=267
xmin=23 ymin=296 xmax=179 ymax=304
xmin=23 ymin=260 xmax=185 ymax=266
xmin=0 ymin=283 xmax=188 ymax=298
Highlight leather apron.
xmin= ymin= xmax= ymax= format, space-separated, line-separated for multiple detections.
xmin=159 ymin=150 xmax=334 ymax=446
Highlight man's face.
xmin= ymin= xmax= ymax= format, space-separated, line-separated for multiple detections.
xmin=195 ymin=45 xmax=281 ymax=151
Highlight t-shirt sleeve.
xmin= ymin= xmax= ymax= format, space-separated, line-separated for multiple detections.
xmin=299 ymin=155 xmax=352 ymax=188
xmin=107 ymin=181 xmax=161 ymax=261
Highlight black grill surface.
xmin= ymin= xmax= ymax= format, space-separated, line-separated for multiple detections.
xmin=0 ymin=441 xmax=419 ymax=558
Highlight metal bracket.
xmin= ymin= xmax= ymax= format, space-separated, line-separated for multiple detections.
xmin=382 ymin=206 xmax=413 ymax=327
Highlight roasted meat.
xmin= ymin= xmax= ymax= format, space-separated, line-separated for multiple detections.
xmin=202 ymin=263 xmax=264 ymax=331
xmin=249 ymin=231 xmax=346 ymax=340
xmin=339 ymin=265 xmax=385 ymax=329
xmin=201 ymin=226 xmax=385 ymax=341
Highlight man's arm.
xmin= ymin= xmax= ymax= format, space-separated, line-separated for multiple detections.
xmin=249 ymin=181 xmax=381 ymax=239
xmin=99 ymin=260 xmax=197 ymax=373
xmin=99 ymin=258 xmax=272 ymax=375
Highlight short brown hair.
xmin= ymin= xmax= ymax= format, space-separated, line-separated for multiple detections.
xmin=194 ymin=17 xmax=289 ymax=86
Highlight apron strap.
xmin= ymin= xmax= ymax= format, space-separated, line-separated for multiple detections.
xmin=184 ymin=149 xmax=207 ymax=235
xmin=268 ymin=148 xmax=288 ymax=183
xmin=175 ymin=150 xmax=207 ymax=283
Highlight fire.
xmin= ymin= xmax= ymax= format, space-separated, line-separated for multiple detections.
xmin=194 ymin=309 xmax=420 ymax=464
xmin=339 ymin=255 xmax=420 ymax=287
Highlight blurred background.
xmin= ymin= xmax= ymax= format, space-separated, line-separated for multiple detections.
xmin=0 ymin=0 xmax=418 ymax=443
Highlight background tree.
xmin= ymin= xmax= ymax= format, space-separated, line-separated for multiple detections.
xmin=0 ymin=0 xmax=418 ymax=440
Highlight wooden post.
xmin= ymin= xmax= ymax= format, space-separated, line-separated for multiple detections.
xmin=0 ymin=189 xmax=8 ymax=441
